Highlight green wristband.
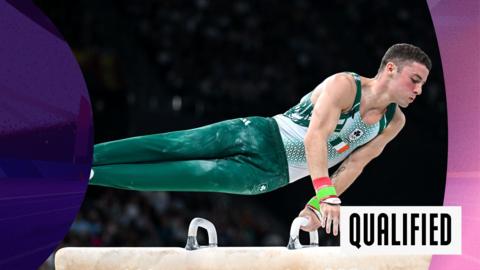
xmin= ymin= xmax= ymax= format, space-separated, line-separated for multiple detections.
xmin=307 ymin=196 xmax=320 ymax=211
xmin=315 ymin=186 xmax=337 ymax=201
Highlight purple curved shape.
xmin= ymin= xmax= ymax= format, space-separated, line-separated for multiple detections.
xmin=427 ymin=0 xmax=480 ymax=269
xmin=6 ymin=0 xmax=64 ymax=41
xmin=0 ymin=1 xmax=92 ymax=269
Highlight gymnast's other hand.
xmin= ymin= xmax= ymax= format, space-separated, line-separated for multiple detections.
xmin=298 ymin=206 xmax=322 ymax=232
xmin=321 ymin=203 xmax=340 ymax=236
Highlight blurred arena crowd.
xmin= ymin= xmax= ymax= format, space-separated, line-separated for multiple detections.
xmin=36 ymin=1 xmax=446 ymax=269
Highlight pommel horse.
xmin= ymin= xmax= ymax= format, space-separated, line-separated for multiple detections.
xmin=55 ymin=217 xmax=431 ymax=270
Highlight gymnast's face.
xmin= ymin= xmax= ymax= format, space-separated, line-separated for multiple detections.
xmin=389 ymin=61 xmax=430 ymax=108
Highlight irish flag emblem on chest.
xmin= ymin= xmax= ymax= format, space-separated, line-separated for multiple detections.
xmin=330 ymin=137 xmax=349 ymax=153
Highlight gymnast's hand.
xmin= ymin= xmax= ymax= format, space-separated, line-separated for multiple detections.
xmin=299 ymin=203 xmax=340 ymax=236
xmin=320 ymin=203 xmax=340 ymax=236
xmin=298 ymin=206 xmax=322 ymax=232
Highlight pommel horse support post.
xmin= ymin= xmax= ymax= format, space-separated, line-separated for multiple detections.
xmin=56 ymin=217 xmax=431 ymax=270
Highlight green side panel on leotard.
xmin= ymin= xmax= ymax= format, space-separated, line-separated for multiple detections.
xmin=378 ymin=103 xmax=397 ymax=133
xmin=283 ymin=72 xmax=363 ymax=131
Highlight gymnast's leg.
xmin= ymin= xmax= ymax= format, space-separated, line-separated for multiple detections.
xmin=93 ymin=118 xmax=251 ymax=166
xmin=90 ymin=117 xmax=289 ymax=195
xmin=91 ymin=156 xmax=283 ymax=195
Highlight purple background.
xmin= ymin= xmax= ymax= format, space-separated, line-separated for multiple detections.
xmin=0 ymin=1 xmax=92 ymax=269
xmin=427 ymin=0 xmax=480 ymax=269
xmin=0 ymin=0 xmax=478 ymax=269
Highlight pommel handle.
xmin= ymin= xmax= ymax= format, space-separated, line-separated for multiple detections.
xmin=185 ymin=217 xmax=218 ymax=250
xmin=287 ymin=217 xmax=319 ymax=249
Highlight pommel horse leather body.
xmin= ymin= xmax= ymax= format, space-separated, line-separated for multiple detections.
xmin=55 ymin=217 xmax=431 ymax=270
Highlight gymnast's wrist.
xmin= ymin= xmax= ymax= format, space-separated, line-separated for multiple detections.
xmin=311 ymin=177 xmax=341 ymax=205
xmin=307 ymin=196 xmax=321 ymax=211
xmin=306 ymin=195 xmax=341 ymax=211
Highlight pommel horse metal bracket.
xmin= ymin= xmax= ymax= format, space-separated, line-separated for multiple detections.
xmin=184 ymin=216 xmax=317 ymax=251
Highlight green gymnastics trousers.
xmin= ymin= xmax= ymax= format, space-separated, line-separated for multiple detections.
xmin=90 ymin=117 xmax=289 ymax=195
